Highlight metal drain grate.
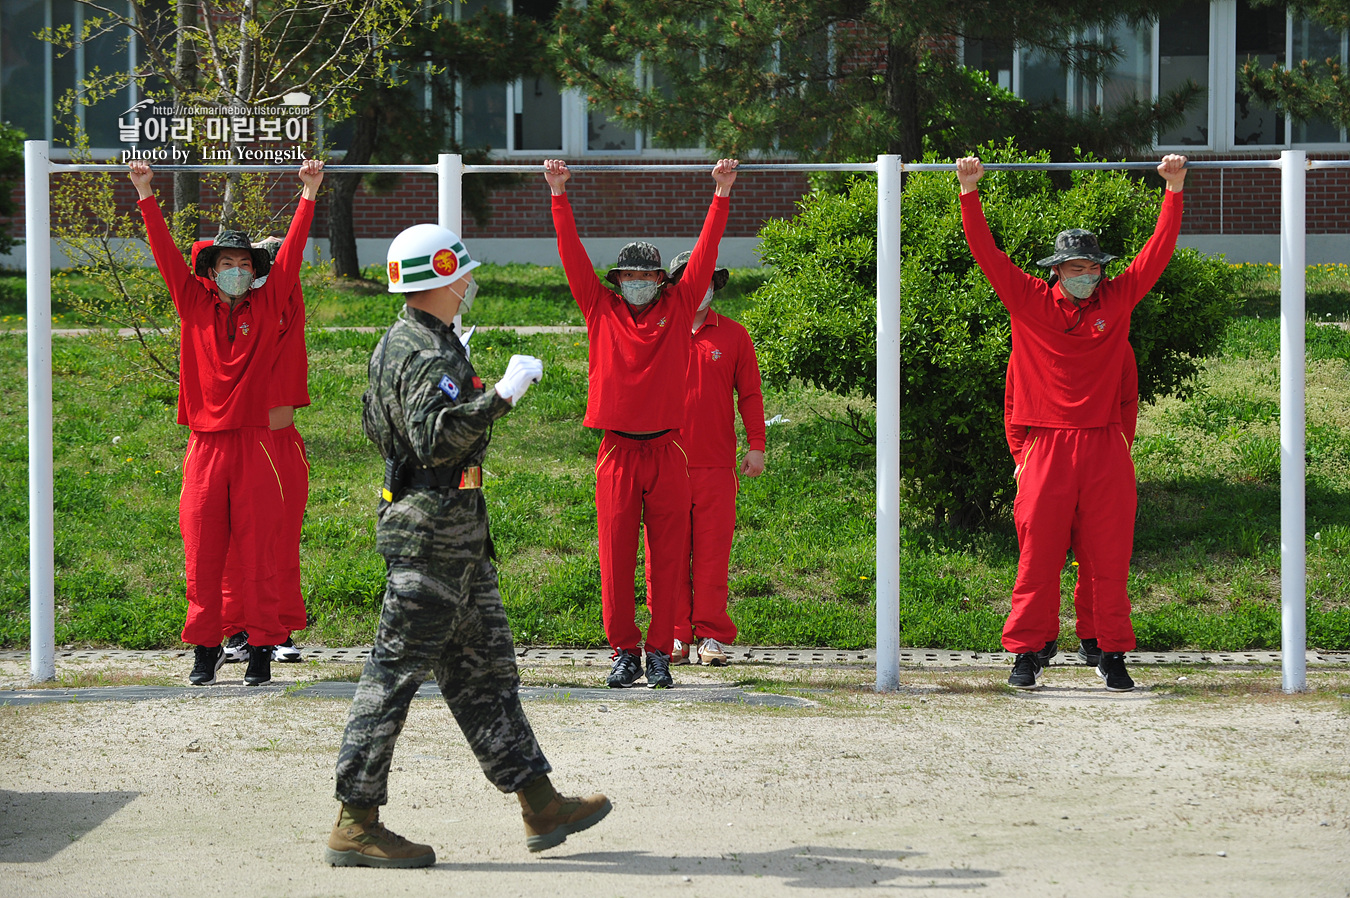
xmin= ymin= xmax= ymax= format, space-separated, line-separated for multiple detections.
xmin=2 ymin=648 xmax=1346 ymax=666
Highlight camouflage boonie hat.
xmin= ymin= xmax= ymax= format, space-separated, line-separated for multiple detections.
xmin=667 ymin=250 xmax=729 ymax=292
xmin=194 ymin=230 xmax=273 ymax=278
xmin=1036 ymin=229 xmax=1117 ymax=268
xmin=604 ymin=241 xmax=665 ymax=286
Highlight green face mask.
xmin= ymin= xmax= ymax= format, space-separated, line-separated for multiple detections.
xmin=458 ymin=278 xmax=480 ymax=314
xmin=214 ymin=267 xmax=252 ymax=298
xmin=1061 ymin=273 xmax=1101 ymax=300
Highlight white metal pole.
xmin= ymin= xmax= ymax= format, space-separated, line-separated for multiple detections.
xmin=875 ymin=155 xmax=902 ymax=692
xmin=438 ymin=152 xmax=463 ymax=234
xmin=439 ymin=153 xmax=465 ymax=336
xmin=1279 ymin=149 xmax=1308 ymax=693
xmin=26 ymin=140 xmax=55 ymax=683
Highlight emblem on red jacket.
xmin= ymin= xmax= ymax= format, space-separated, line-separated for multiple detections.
xmin=1094 ymin=318 xmax=1106 ymax=332
xmin=657 ymin=317 xmax=667 ymax=327
xmin=710 ymin=348 xmax=722 ymax=361
xmin=239 ymin=322 xmax=249 ymax=337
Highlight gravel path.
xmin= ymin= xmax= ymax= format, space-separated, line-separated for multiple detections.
xmin=1 ymin=656 xmax=1347 ymax=897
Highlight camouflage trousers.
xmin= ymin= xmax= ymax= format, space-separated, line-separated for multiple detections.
xmin=334 ymin=555 xmax=551 ymax=807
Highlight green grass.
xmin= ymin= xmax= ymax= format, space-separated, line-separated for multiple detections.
xmin=1 ymin=262 xmax=1348 ymax=651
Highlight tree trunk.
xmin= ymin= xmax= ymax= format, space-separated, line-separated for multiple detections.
xmin=884 ymin=37 xmax=923 ymax=163
xmin=172 ymin=0 xmax=199 ymax=236
xmin=328 ymin=108 xmax=379 ymax=279
xmin=221 ymin=0 xmax=257 ymax=230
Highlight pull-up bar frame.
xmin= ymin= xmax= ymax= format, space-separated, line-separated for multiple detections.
xmin=25 ymin=146 xmax=1314 ymax=694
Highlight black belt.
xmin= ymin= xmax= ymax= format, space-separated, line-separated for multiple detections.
xmin=612 ymin=429 xmax=671 ymax=441
xmin=407 ymin=465 xmax=482 ymax=490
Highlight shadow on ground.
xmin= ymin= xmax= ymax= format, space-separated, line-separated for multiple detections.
xmin=436 ymin=845 xmax=1000 ymax=890
xmin=0 ymin=789 xmax=139 ymax=862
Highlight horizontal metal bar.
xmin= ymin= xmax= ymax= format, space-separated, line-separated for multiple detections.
xmin=49 ymin=164 xmax=437 ymax=173
xmin=903 ymin=160 xmax=1282 ymax=171
xmin=1308 ymin=160 xmax=1350 ymax=169
xmin=461 ymin=163 xmax=876 ymax=173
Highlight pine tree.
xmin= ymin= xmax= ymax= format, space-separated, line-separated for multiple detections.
xmin=552 ymin=1 xmax=1201 ymax=162
xmin=1239 ymin=1 xmax=1350 ymax=127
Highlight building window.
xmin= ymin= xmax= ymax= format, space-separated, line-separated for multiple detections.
xmin=1287 ymin=13 xmax=1344 ymax=143
xmin=1158 ymin=2 xmax=1212 ymax=147
xmin=0 ymin=0 xmax=135 ymax=149
xmin=1233 ymin=0 xmax=1286 ymax=145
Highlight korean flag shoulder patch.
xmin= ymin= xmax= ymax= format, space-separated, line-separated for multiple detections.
xmin=438 ymin=374 xmax=460 ymax=401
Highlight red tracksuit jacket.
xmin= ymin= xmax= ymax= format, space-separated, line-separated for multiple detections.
xmin=141 ymin=196 xmax=314 ymax=430
xmin=683 ymin=310 xmax=767 ymax=467
xmin=552 ymin=193 xmax=730 ymax=431
xmin=961 ymin=190 xmax=1182 ymax=429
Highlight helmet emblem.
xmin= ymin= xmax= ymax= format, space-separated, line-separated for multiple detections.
xmin=432 ymin=248 xmax=459 ymax=277
xmin=388 ymin=260 xmax=401 ymax=283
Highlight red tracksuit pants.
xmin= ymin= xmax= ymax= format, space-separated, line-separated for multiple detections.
xmin=596 ymin=431 xmax=690 ymax=657
xmin=179 ymin=428 xmax=289 ymax=647
xmin=643 ymin=466 xmax=740 ymax=645
xmin=221 ymin=424 xmax=310 ymax=638
xmin=1005 ymin=426 xmax=1137 ymax=654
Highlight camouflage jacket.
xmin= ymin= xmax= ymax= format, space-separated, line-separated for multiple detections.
xmin=362 ymin=305 xmax=512 ymax=561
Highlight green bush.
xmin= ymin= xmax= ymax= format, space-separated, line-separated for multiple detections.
xmin=744 ymin=143 xmax=1240 ymax=527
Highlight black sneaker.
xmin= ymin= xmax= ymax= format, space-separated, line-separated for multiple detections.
xmin=272 ymin=637 xmax=302 ymax=663
xmin=245 ymin=644 xmax=274 ymax=685
xmin=606 ymin=651 xmax=642 ymax=688
xmin=1035 ymin=639 xmax=1059 ymax=665
xmin=1007 ymin=652 xmax=1043 ymax=689
xmin=223 ymin=630 xmax=249 ymax=663
xmin=189 ymin=645 xmax=226 ymax=686
xmin=1076 ymin=638 xmax=1102 ymax=667
xmin=1096 ymin=652 xmax=1135 ymax=692
xmin=645 ymin=650 xmax=673 ymax=689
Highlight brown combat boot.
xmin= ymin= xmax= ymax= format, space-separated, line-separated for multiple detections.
xmin=324 ymin=804 xmax=435 ymax=868
xmin=517 ymin=778 xmax=612 ymax=852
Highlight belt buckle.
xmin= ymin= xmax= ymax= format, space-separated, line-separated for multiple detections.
xmin=458 ymin=466 xmax=482 ymax=489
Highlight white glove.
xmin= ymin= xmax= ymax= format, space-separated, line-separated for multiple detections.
xmin=494 ymin=354 xmax=543 ymax=405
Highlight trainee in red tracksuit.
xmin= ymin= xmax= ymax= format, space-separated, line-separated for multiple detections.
xmin=548 ymin=170 xmax=732 ymax=660
xmin=201 ymin=236 xmax=312 ymax=640
xmin=1004 ymin=346 xmax=1138 ymax=644
xmin=961 ymin=166 xmax=1183 ymax=655
xmin=648 ymin=308 xmax=766 ymax=648
xmin=136 ymin=183 xmax=316 ymax=650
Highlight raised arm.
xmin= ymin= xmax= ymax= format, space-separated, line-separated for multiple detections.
xmin=671 ymin=159 xmax=737 ymax=309
xmin=268 ymin=160 xmax=324 ymax=298
xmin=956 ymin=156 xmax=1042 ymax=309
xmin=545 ymin=159 xmax=605 ymax=316
xmin=130 ymin=162 xmax=206 ymax=315
xmin=1109 ymin=155 xmax=1186 ymax=309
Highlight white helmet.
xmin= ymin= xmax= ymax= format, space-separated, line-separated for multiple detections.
xmin=386 ymin=224 xmax=480 ymax=294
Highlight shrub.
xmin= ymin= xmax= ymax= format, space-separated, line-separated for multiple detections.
xmin=744 ymin=142 xmax=1241 ymax=527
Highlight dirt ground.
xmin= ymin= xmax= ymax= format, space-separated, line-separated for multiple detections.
xmin=0 ymin=654 xmax=1347 ymax=898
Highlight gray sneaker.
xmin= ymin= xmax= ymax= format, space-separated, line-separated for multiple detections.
xmin=645 ymin=650 xmax=673 ymax=689
xmin=1007 ymin=652 xmax=1043 ymax=689
xmin=606 ymin=650 xmax=642 ymax=688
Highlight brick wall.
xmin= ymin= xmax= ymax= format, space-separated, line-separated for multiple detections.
xmin=7 ymin=153 xmax=1348 ymax=246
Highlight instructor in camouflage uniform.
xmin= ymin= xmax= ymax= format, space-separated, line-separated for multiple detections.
xmin=326 ymin=224 xmax=610 ymax=869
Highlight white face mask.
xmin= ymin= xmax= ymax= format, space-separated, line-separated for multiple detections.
xmin=214 ymin=267 xmax=252 ymax=298
xmin=620 ymin=279 xmax=662 ymax=307
xmin=697 ymin=286 xmax=715 ymax=312
xmin=1060 ymin=273 xmax=1101 ymax=300
xmin=457 ymin=278 xmax=479 ymax=314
